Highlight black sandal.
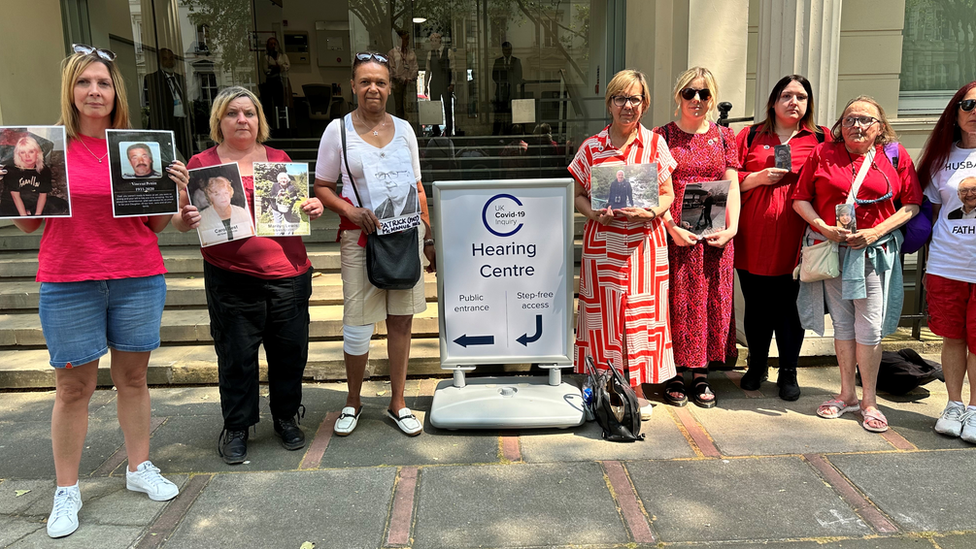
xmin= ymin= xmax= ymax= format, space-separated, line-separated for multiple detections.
xmin=691 ymin=376 xmax=717 ymax=409
xmin=663 ymin=376 xmax=688 ymax=407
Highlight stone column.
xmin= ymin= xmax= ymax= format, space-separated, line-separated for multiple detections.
xmin=754 ymin=0 xmax=843 ymax=124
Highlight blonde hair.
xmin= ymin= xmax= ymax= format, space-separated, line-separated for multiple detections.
xmin=13 ymin=136 xmax=45 ymax=170
xmin=57 ymin=54 xmax=130 ymax=139
xmin=672 ymin=66 xmax=719 ymax=120
xmin=209 ymin=87 xmax=271 ymax=144
xmin=829 ymin=95 xmax=898 ymax=145
xmin=204 ymin=176 xmax=234 ymax=203
xmin=604 ymin=69 xmax=651 ymax=114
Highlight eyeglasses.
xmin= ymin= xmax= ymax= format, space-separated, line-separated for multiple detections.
xmin=679 ymin=87 xmax=711 ymax=101
xmin=842 ymin=116 xmax=879 ymax=128
xmin=959 ymin=188 xmax=976 ymax=196
xmin=959 ymin=99 xmax=976 ymax=112
xmin=354 ymin=52 xmax=389 ymax=64
xmin=611 ymin=95 xmax=643 ymax=108
xmin=851 ymin=164 xmax=894 ymax=206
xmin=72 ymin=43 xmax=116 ymax=62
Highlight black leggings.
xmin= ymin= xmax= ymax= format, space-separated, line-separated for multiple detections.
xmin=736 ymin=269 xmax=804 ymax=370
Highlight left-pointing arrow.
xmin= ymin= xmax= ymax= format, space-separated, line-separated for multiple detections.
xmin=453 ymin=334 xmax=495 ymax=348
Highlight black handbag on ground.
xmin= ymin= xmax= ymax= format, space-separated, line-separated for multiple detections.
xmin=340 ymin=117 xmax=422 ymax=290
xmin=584 ymin=356 xmax=644 ymax=442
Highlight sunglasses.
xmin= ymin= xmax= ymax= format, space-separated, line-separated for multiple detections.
xmin=679 ymin=87 xmax=711 ymax=101
xmin=354 ymin=52 xmax=389 ymax=64
xmin=959 ymin=99 xmax=976 ymax=112
xmin=72 ymin=43 xmax=116 ymax=62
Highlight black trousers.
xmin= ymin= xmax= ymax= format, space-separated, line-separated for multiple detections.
xmin=204 ymin=262 xmax=312 ymax=429
xmin=736 ymin=269 xmax=804 ymax=370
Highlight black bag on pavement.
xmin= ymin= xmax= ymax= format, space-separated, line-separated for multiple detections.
xmin=585 ymin=356 xmax=644 ymax=442
xmin=877 ymin=349 xmax=944 ymax=395
xmin=340 ymin=117 xmax=422 ymax=290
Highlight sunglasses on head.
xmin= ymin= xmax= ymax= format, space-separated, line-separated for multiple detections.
xmin=72 ymin=43 xmax=116 ymax=62
xmin=959 ymin=99 xmax=976 ymax=112
xmin=679 ymin=87 xmax=711 ymax=101
xmin=354 ymin=52 xmax=389 ymax=64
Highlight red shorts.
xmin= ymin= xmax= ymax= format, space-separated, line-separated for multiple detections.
xmin=925 ymin=273 xmax=976 ymax=353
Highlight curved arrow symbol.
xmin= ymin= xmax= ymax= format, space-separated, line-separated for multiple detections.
xmin=517 ymin=315 xmax=543 ymax=346
xmin=454 ymin=334 xmax=495 ymax=348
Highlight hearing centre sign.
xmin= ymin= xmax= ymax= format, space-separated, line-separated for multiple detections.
xmin=433 ymin=179 xmax=575 ymax=368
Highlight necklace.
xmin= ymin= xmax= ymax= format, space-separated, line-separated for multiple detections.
xmin=79 ymin=136 xmax=107 ymax=163
xmin=354 ymin=110 xmax=388 ymax=136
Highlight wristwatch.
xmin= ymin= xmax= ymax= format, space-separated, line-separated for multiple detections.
xmin=424 ymin=239 xmax=435 ymax=247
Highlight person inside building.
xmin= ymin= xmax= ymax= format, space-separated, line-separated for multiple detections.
xmin=262 ymin=36 xmax=291 ymax=130
xmin=734 ymin=74 xmax=828 ymax=401
xmin=7 ymin=44 xmax=186 ymax=539
xmin=387 ymin=30 xmax=419 ymax=122
xmin=424 ymin=33 xmax=455 ymax=137
xmin=491 ymin=41 xmax=523 ymax=135
xmin=142 ymin=48 xmax=190 ymax=157
xmin=172 ymin=86 xmax=324 ymax=464
xmin=314 ymin=51 xmax=436 ymax=437
xmin=915 ymin=81 xmax=976 ymax=443
xmin=570 ymin=69 xmax=676 ymax=420
xmin=793 ymin=95 xmax=921 ymax=433
xmin=654 ymin=66 xmax=741 ymax=409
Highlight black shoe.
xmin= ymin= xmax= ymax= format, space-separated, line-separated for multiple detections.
xmin=273 ymin=416 xmax=306 ymax=451
xmin=740 ymin=364 xmax=768 ymax=391
xmin=218 ymin=428 xmax=248 ymax=465
xmin=777 ymin=368 xmax=801 ymax=401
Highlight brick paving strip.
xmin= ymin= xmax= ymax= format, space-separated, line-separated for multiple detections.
xmin=601 ymin=460 xmax=657 ymax=544
xmin=668 ymin=406 xmax=722 ymax=458
xmin=299 ymin=411 xmax=341 ymax=470
xmin=384 ymin=466 xmax=420 ymax=547
xmin=133 ymin=473 xmax=214 ymax=549
xmin=803 ymin=453 xmax=899 ymax=534
xmin=724 ymin=370 xmax=765 ymax=398
xmin=500 ymin=432 xmax=522 ymax=462
xmin=93 ymin=416 xmax=168 ymax=476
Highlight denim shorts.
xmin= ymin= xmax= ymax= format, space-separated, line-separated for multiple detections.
xmin=39 ymin=275 xmax=166 ymax=368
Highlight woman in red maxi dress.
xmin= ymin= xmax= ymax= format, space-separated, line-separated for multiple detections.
xmin=569 ymin=70 xmax=677 ymax=418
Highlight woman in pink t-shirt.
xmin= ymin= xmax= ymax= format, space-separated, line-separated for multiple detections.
xmin=4 ymin=46 xmax=188 ymax=539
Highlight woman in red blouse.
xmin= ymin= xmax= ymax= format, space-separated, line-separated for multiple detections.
xmin=734 ymin=75 xmax=828 ymax=401
xmin=793 ymin=96 xmax=921 ymax=433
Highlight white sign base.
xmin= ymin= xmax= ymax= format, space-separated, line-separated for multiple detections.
xmin=429 ymin=376 xmax=585 ymax=430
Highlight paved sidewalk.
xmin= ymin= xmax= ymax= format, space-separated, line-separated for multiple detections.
xmin=0 ymin=365 xmax=973 ymax=549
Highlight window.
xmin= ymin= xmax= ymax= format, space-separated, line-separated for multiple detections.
xmin=899 ymin=0 xmax=976 ymax=114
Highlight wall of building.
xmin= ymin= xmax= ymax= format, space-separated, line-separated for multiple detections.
xmin=0 ymin=0 xmax=66 ymax=126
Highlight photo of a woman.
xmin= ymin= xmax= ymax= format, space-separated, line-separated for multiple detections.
xmin=194 ymin=173 xmax=255 ymax=246
xmin=0 ymin=134 xmax=69 ymax=217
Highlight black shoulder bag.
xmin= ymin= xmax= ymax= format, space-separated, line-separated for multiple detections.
xmin=584 ymin=355 xmax=644 ymax=442
xmin=340 ymin=116 xmax=422 ymax=290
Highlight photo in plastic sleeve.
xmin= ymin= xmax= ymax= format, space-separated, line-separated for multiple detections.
xmin=680 ymin=180 xmax=731 ymax=237
xmin=836 ymin=203 xmax=856 ymax=232
xmin=106 ymin=129 xmax=178 ymax=217
xmin=947 ymin=176 xmax=976 ymax=220
xmin=590 ymin=163 xmax=659 ymax=211
xmin=358 ymin=147 xmax=421 ymax=235
xmin=186 ymin=163 xmax=255 ymax=248
xmin=774 ymin=144 xmax=792 ymax=171
xmin=253 ymin=162 xmax=310 ymax=237
xmin=0 ymin=126 xmax=70 ymax=219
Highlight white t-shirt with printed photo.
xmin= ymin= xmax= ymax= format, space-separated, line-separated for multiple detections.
xmin=924 ymin=143 xmax=976 ymax=283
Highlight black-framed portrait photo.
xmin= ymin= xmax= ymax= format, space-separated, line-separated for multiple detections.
xmin=106 ymin=129 xmax=178 ymax=217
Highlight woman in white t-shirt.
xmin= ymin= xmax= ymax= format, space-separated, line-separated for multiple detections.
xmin=915 ymin=80 xmax=976 ymax=444
xmin=313 ymin=52 xmax=436 ymax=438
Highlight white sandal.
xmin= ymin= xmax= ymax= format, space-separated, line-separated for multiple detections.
xmin=388 ymin=407 xmax=423 ymax=436
xmin=334 ymin=406 xmax=362 ymax=436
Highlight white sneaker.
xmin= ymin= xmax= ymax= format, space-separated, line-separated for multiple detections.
xmin=126 ymin=461 xmax=179 ymax=501
xmin=334 ymin=406 xmax=362 ymax=436
xmin=47 ymin=485 xmax=82 ymax=538
xmin=935 ymin=401 xmax=966 ymax=437
xmin=961 ymin=410 xmax=976 ymax=444
xmin=638 ymin=399 xmax=653 ymax=421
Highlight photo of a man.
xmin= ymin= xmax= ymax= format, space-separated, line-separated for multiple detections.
xmin=947 ymin=176 xmax=976 ymax=220
xmin=373 ymin=170 xmax=418 ymax=219
xmin=606 ymin=169 xmax=634 ymax=209
xmin=122 ymin=142 xmax=162 ymax=179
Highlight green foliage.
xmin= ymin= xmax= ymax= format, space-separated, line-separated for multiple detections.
xmin=183 ymin=0 xmax=253 ymax=80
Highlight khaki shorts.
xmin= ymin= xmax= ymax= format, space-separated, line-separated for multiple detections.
xmin=340 ymin=228 xmax=427 ymax=326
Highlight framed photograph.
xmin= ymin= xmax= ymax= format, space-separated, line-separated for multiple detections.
xmin=0 ymin=126 xmax=71 ymax=219
xmin=186 ymin=163 xmax=255 ymax=247
xmin=774 ymin=144 xmax=792 ymax=171
xmin=590 ymin=163 xmax=659 ymax=211
xmin=836 ymin=203 xmax=856 ymax=232
xmin=253 ymin=162 xmax=310 ymax=237
xmin=106 ymin=130 xmax=178 ymax=217
xmin=679 ymin=180 xmax=731 ymax=237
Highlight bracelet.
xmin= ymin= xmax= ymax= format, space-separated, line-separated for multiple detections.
xmin=648 ymin=209 xmax=658 ymax=220
xmin=424 ymin=239 xmax=435 ymax=247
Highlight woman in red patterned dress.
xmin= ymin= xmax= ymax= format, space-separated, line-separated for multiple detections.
xmin=654 ymin=67 xmax=741 ymax=408
xmin=569 ymin=69 xmax=677 ymax=419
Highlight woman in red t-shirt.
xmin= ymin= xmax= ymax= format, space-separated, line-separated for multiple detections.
xmin=734 ymin=75 xmax=828 ymax=401
xmin=173 ymin=87 xmax=324 ymax=464
xmin=793 ymin=96 xmax=922 ymax=433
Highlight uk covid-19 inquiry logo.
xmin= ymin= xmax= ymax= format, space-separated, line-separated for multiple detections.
xmin=482 ymin=193 xmax=526 ymax=237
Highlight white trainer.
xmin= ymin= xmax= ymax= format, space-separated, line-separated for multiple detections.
xmin=935 ymin=401 xmax=966 ymax=437
xmin=961 ymin=410 xmax=976 ymax=444
xmin=126 ymin=461 xmax=179 ymax=501
xmin=47 ymin=485 xmax=82 ymax=538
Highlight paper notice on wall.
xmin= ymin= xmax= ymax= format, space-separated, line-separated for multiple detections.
xmin=512 ymin=99 xmax=535 ymax=124
xmin=419 ymin=100 xmax=444 ymax=125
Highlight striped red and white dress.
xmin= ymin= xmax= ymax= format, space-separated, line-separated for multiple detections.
xmin=568 ymin=124 xmax=677 ymax=386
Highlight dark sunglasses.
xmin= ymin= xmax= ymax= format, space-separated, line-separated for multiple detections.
xmin=959 ymin=99 xmax=976 ymax=112
xmin=72 ymin=43 xmax=116 ymax=62
xmin=354 ymin=52 xmax=389 ymax=64
xmin=679 ymin=87 xmax=711 ymax=101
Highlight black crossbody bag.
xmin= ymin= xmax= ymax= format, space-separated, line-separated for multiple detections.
xmin=340 ymin=116 xmax=422 ymax=290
